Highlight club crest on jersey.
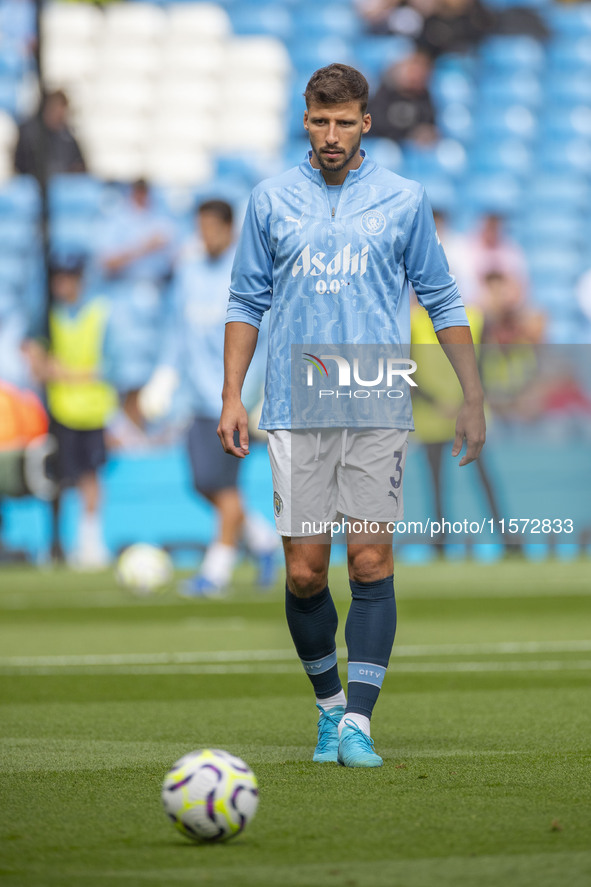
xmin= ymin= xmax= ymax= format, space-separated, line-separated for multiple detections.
xmin=361 ymin=209 xmax=386 ymax=236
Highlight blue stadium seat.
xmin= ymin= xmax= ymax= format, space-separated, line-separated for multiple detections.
xmin=543 ymin=4 xmax=591 ymax=37
xmin=355 ymin=36 xmax=415 ymax=85
xmin=229 ymin=4 xmax=293 ymax=40
xmin=527 ymin=247 xmax=583 ymax=288
xmin=362 ymin=138 xmax=403 ymax=173
xmin=431 ymin=68 xmax=475 ymax=108
xmin=292 ymin=5 xmax=359 ymax=40
xmin=477 ymin=73 xmax=542 ymax=109
xmin=48 ymin=174 xmax=104 ymax=216
xmin=417 ymin=176 xmax=457 ymax=214
xmin=547 ymin=37 xmax=591 ymax=71
xmin=288 ymin=36 xmax=356 ymax=75
xmin=473 ymin=104 xmax=538 ymax=141
xmin=469 ymin=140 xmax=533 ymax=179
xmin=459 ymin=173 xmax=522 ymax=215
xmin=0 ymin=252 xmax=27 ymax=290
xmin=530 ymin=282 xmax=568 ymax=311
xmin=49 ymin=216 xmax=96 ymax=256
xmin=0 ymin=75 xmax=19 ymax=116
xmin=545 ymin=73 xmax=591 ymax=106
xmin=539 ymin=105 xmax=591 ymax=140
xmin=0 ymin=43 xmax=25 ymax=77
xmin=512 ymin=212 xmax=583 ymax=250
xmin=281 ymin=138 xmax=312 ymax=170
xmin=0 ymin=176 xmax=40 ymax=220
xmin=403 ymin=142 xmax=467 ymax=180
xmin=478 ymin=36 xmax=545 ymax=73
xmin=527 ymin=175 xmax=590 ymax=212
xmin=536 ymin=139 xmax=591 ymax=175
xmin=0 ymin=217 xmax=35 ymax=253
xmin=437 ymin=103 xmax=473 ymax=142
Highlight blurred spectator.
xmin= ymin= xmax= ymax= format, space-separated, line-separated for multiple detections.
xmin=478 ymin=271 xmax=547 ymax=423
xmin=25 ymin=254 xmax=117 ymax=568
xmin=95 ymin=179 xmax=173 ymax=284
xmin=411 ymin=301 xmax=507 ymax=548
xmin=481 ymin=271 xmax=545 ymax=346
xmin=356 ymin=0 xmax=434 ymax=39
xmin=14 ymin=90 xmax=86 ymax=180
xmin=438 ymin=212 xmax=529 ymax=308
xmin=369 ymin=49 xmax=438 ymax=145
xmin=358 ymin=0 xmax=494 ymax=51
xmin=93 ymin=178 xmax=175 ymax=430
xmin=139 ymin=199 xmax=278 ymax=597
xmin=417 ymin=0 xmax=495 ymax=57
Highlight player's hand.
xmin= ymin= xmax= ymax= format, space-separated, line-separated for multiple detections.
xmin=217 ymin=399 xmax=250 ymax=458
xmin=452 ymin=398 xmax=486 ymax=467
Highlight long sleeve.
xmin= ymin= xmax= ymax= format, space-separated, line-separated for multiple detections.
xmin=227 ymin=192 xmax=274 ymax=329
xmin=404 ymin=188 xmax=469 ymax=331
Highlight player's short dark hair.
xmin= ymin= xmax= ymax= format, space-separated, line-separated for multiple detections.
xmin=304 ymin=64 xmax=369 ymax=114
xmin=198 ymin=199 xmax=233 ymax=226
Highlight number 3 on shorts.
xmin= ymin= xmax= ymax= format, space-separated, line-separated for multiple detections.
xmin=390 ymin=450 xmax=403 ymax=490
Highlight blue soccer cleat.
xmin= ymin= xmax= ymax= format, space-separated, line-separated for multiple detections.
xmin=313 ymin=704 xmax=345 ymax=763
xmin=337 ymin=719 xmax=383 ymax=768
xmin=178 ymin=574 xmax=226 ymax=599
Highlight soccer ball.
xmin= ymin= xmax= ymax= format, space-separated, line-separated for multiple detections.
xmin=161 ymin=749 xmax=259 ymax=842
xmin=115 ymin=544 xmax=173 ymax=595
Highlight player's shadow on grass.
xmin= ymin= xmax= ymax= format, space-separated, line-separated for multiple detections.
xmin=158 ymin=838 xmax=253 ymax=851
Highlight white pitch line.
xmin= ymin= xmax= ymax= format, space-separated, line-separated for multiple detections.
xmin=1 ymin=660 xmax=591 ymax=677
xmin=1 ymin=639 xmax=591 ymax=669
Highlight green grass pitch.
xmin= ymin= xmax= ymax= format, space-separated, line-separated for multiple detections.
xmin=0 ymin=558 xmax=590 ymax=887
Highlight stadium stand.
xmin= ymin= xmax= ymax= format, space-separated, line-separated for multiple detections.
xmin=1 ymin=0 xmax=591 ymax=559
xmin=0 ymin=0 xmax=589 ymax=343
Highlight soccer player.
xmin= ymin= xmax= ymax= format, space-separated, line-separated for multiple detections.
xmin=218 ymin=65 xmax=486 ymax=767
xmin=140 ymin=200 xmax=278 ymax=596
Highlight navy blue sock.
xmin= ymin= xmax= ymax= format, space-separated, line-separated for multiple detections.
xmin=285 ymin=584 xmax=342 ymax=698
xmin=345 ymin=575 xmax=396 ymax=719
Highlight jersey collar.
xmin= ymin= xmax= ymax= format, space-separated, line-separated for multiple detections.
xmin=298 ymin=149 xmax=375 ymax=184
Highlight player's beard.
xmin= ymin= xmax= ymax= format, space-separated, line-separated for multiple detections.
xmin=312 ymin=134 xmax=362 ymax=173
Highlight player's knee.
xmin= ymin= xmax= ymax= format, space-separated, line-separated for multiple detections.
xmin=348 ymin=548 xmax=390 ymax=584
xmin=286 ymin=563 xmax=328 ymax=598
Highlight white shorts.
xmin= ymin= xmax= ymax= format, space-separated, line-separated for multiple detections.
xmin=267 ymin=428 xmax=409 ymax=537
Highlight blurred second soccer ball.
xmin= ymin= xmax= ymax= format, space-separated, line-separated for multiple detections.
xmin=115 ymin=543 xmax=173 ymax=595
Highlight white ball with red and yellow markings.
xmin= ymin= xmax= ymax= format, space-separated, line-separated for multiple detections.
xmin=161 ymin=749 xmax=259 ymax=842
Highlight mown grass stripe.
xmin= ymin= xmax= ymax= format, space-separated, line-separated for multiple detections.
xmin=2 ymin=639 xmax=591 ymax=668
xmin=1 ymin=659 xmax=591 ymax=677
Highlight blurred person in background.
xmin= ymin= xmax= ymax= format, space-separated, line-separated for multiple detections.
xmin=441 ymin=212 xmax=530 ymax=307
xmin=25 ymin=255 xmax=117 ymax=568
xmin=140 ymin=199 xmax=278 ymax=597
xmin=417 ymin=0 xmax=495 ymax=56
xmin=411 ymin=298 xmax=507 ymax=549
xmin=93 ymin=178 xmax=175 ymax=437
xmin=369 ymin=49 xmax=438 ymax=145
xmin=14 ymin=89 xmax=86 ymax=180
xmin=357 ymin=0 xmax=493 ymax=50
xmin=356 ymin=0 xmax=434 ymax=39
xmin=480 ymin=270 xmax=544 ymax=346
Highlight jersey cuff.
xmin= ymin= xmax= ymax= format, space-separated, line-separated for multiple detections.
xmin=225 ymin=304 xmax=264 ymax=330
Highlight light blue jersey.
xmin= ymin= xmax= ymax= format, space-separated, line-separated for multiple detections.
xmin=227 ymin=151 xmax=469 ymax=430
xmin=163 ymin=245 xmax=267 ymax=418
